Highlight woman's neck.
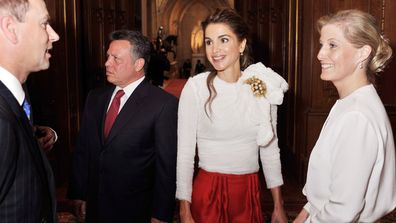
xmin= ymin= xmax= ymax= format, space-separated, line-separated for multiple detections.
xmin=335 ymin=74 xmax=370 ymax=99
xmin=217 ymin=65 xmax=241 ymax=83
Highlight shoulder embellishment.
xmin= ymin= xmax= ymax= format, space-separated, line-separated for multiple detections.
xmin=244 ymin=76 xmax=267 ymax=98
xmin=242 ymin=62 xmax=288 ymax=105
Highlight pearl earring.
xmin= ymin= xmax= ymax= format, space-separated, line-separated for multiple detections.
xmin=240 ymin=52 xmax=243 ymax=56
xmin=359 ymin=62 xmax=363 ymax=69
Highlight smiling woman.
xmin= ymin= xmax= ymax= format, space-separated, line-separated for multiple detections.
xmin=294 ymin=9 xmax=396 ymax=223
xmin=317 ymin=23 xmax=367 ymax=91
xmin=176 ymin=8 xmax=289 ymax=223
xmin=203 ymin=23 xmax=246 ymax=77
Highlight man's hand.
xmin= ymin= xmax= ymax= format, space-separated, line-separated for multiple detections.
xmin=35 ymin=125 xmax=57 ymax=152
xmin=73 ymin=200 xmax=86 ymax=222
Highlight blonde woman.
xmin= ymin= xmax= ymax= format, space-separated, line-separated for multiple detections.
xmin=294 ymin=9 xmax=396 ymax=223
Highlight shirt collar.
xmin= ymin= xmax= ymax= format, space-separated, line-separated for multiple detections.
xmin=114 ymin=76 xmax=145 ymax=98
xmin=0 ymin=66 xmax=25 ymax=105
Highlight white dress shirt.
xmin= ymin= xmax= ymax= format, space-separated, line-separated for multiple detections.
xmin=0 ymin=66 xmax=25 ymax=105
xmin=176 ymin=63 xmax=288 ymax=202
xmin=107 ymin=76 xmax=145 ymax=112
xmin=0 ymin=66 xmax=60 ymax=142
xmin=303 ymin=84 xmax=396 ymax=222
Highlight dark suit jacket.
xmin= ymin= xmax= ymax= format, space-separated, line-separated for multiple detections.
xmin=0 ymin=81 xmax=57 ymax=223
xmin=68 ymin=79 xmax=178 ymax=223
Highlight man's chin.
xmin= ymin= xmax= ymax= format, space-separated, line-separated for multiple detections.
xmin=106 ymin=77 xmax=116 ymax=85
xmin=31 ymin=63 xmax=50 ymax=73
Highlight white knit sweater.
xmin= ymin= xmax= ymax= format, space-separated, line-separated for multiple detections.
xmin=176 ymin=63 xmax=288 ymax=202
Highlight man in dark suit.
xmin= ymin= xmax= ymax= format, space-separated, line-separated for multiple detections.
xmin=0 ymin=0 xmax=60 ymax=222
xmin=68 ymin=30 xmax=178 ymax=223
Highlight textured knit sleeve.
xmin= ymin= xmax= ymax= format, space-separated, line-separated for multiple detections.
xmin=242 ymin=63 xmax=286 ymax=188
xmin=259 ymin=105 xmax=284 ymax=188
xmin=176 ymin=78 xmax=199 ymax=202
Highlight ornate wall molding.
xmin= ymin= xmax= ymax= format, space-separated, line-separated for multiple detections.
xmin=105 ymin=9 xmax=115 ymax=24
xmin=94 ymin=8 xmax=104 ymax=23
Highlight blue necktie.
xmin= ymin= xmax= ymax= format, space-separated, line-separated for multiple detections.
xmin=22 ymin=98 xmax=32 ymax=121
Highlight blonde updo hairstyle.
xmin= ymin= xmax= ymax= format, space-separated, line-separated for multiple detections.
xmin=317 ymin=9 xmax=392 ymax=84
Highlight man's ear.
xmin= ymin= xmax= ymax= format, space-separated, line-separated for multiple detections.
xmin=134 ymin=58 xmax=145 ymax=72
xmin=0 ymin=15 xmax=18 ymax=44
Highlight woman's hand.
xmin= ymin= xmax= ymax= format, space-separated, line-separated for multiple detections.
xmin=271 ymin=205 xmax=288 ymax=223
xmin=293 ymin=209 xmax=309 ymax=223
xmin=270 ymin=186 xmax=288 ymax=223
xmin=179 ymin=200 xmax=195 ymax=223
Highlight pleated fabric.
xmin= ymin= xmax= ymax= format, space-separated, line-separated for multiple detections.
xmin=191 ymin=169 xmax=264 ymax=223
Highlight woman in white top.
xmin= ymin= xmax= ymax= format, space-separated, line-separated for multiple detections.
xmin=294 ymin=9 xmax=396 ymax=223
xmin=177 ymin=8 xmax=289 ymax=223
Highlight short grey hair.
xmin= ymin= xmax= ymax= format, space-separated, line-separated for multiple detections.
xmin=0 ymin=0 xmax=30 ymax=22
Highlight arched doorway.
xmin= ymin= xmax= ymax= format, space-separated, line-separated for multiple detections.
xmin=146 ymin=0 xmax=232 ymax=77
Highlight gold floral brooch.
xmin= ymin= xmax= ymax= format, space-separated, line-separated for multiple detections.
xmin=244 ymin=76 xmax=267 ymax=97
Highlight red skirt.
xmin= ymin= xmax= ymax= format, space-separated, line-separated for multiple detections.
xmin=191 ymin=169 xmax=264 ymax=223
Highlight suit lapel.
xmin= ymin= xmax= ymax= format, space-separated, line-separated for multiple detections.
xmin=104 ymin=80 xmax=149 ymax=145
xmin=0 ymin=81 xmax=49 ymax=183
xmin=0 ymin=81 xmax=57 ymax=216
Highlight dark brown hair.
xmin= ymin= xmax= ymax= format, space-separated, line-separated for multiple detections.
xmin=109 ymin=30 xmax=152 ymax=74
